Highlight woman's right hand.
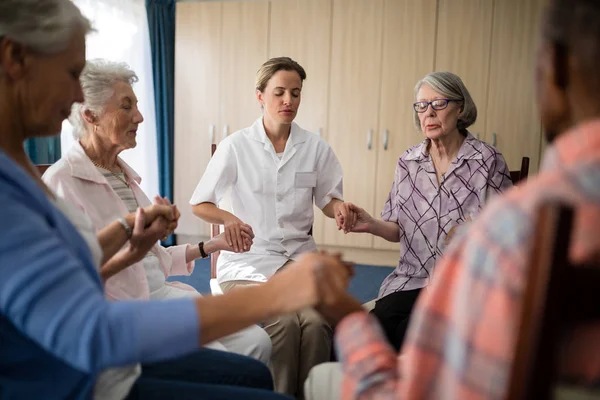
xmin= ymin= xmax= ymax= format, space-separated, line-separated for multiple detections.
xmin=347 ymin=203 xmax=374 ymax=233
xmin=123 ymin=207 xmax=169 ymax=264
xmin=211 ymin=230 xmax=254 ymax=253
xmin=223 ymin=216 xmax=254 ymax=252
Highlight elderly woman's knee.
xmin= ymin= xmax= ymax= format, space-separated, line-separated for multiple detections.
xmin=304 ymin=362 xmax=343 ymax=400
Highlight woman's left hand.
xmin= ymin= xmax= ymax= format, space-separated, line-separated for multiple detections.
xmin=153 ymin=196 xmax=180 ymax=239
xmin=334 ymin=201 xmax=358 ymax=233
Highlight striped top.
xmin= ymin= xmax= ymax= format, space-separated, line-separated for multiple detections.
xmin=97 ymin=167 xmax=164 ymax=294
xmin=97 ymin=169 xmax=138 ymax=213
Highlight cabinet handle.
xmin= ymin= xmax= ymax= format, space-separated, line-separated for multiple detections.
xmin=383 ymin=129 xmax=389 ymax=150
xmin=367 ymin=129 xmax=373 ymax=150
xmin=209 ymin=124 xmax=215 ymax=144
xmin=492 ymin=132 xmax=497 ymax=147
xmin=222 ymin=125 xmax=229 ymax=140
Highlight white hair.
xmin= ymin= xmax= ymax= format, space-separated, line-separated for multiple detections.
xmin=70 ymin=59 xmax=139 ymax=139
xmin=0 ymin=0 xmax=92 ymax=71
xmin=413 ymin=71 xmax=478 ymax=134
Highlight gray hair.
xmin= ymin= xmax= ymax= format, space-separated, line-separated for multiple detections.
xmin=413 ymin=71 xmax=477 ymax=134
xmin=0 ymin=0 xmax=92 ymax=73
xmin=70 ymin=59 xmax=139 ymax=139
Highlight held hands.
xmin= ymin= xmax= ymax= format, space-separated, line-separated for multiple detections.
xmin=223 ymin=216 xmax=255 ymax=252
xmin=151 ymin=196 xmax=180 ymax=240
xmin=346 ymin=203 xmax=374 ymax=233
xmin=123 ymin=207 xmax=169 ymax=264
xmin=334 ymin=201 xmax=358 ymax=233
xmin=211 ymin=230 xmax=254 ymax=253
xmin=266 ymin=251 xmax=357 ymax=316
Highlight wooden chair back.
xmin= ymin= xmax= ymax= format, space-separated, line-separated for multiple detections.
xmin=510 ymin=157 xmax=530 ymax=184
xmin=508 ymin=203 xmax=600 ymax=399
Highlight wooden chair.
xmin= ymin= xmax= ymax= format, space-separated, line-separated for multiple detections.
xmin=35 ymin=164 xmax=52 ymax=175
xmin=508 ymin=203 xmax=600 ymax=400
xmin=510 ymin=157 xmax=530 ymax=184
xmin=210 ymin=143 xmax=220 ymax=280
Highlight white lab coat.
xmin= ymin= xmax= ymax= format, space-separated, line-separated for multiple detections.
xmin=190 ymin=118 xmax=343 ymax=283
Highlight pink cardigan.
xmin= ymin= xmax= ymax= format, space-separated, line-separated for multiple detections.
xmin=43 ymin=141 xmax=195 ymax=300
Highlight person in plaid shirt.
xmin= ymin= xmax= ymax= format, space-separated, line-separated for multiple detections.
xmin=305 ymin=0 xmax=600 ymax=398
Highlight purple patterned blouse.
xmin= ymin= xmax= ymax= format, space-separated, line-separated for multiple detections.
xmin=378 ymin=133 xmax=512 ymax=297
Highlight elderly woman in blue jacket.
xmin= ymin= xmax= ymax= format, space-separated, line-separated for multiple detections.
xmin=0 ymin=1 xmax=352 ymax=399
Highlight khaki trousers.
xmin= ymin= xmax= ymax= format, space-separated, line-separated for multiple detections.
xmin=221 ymin=278 xmax=332 ymax=399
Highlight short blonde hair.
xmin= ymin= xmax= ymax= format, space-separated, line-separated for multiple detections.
xmin=255 ymin=57 xmax=306 ymax=92
xmin=413 ymin=71 xmax=477 ymax=134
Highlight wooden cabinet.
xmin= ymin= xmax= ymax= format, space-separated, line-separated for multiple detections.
xmin=220 ymin=2 xmax=269 ymax=135
xmin=174 ymin=1 xmax=268 ymax=237
xmin=174 ymin=1 xmax=222 ymax=236
xmin=322 ymin=0 xmax=384 ymax=248
xmin=372 ymin=0 xmax=438 ymax=250
xmin=174 ymin=0 xmax=547 ymax=256
xmin=269 ymin=0 xmax=332 ymax=244
xmin=485 ymin=0 xmax=545 ymax=173
xmin=435 ymin=0 xmax=494 ymax=138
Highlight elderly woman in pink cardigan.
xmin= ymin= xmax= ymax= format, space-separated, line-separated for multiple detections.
xmin=43 ymin=59 xmax=270 ymax=363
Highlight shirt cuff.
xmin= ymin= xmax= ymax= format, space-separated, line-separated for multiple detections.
xmin=167 ymin=244 xmax=195 ymax=276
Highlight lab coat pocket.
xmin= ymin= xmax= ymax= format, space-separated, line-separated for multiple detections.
xmin=294 ymin=172 xmax=317 ymax=219
xmin=295 ymin=172 xmax=317 ymax=188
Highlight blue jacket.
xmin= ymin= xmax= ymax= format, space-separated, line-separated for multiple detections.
xmin=0 ymin=151 xmax=199 ymax=399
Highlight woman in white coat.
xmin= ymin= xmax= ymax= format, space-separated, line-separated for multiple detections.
xmin=190 ymin=57 xmax=355 ymax=399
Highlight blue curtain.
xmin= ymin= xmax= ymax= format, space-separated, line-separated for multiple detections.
xmin=146 ymin=0 xmax=176 ymax=246
xmin=25 ymin=137 xmax=61 ymax=164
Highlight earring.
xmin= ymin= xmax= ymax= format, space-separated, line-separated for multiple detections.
xmin=93 ymin=125 xmax=98 ymax=134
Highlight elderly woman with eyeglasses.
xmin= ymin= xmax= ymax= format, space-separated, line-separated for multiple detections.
xmin=344 ymin=71 xmax=512 ymax=351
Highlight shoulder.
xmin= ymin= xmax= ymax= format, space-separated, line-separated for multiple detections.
xmin=470 ymin=136 xmax=507 ymax=166
xmin=42 ymin=157 xmax=75 ymax=190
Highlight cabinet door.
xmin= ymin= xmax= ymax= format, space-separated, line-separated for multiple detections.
xmin=269 ymin=0 xmax=333 ymax=245
xmin=220 ymin=1 xmax=270 ymax=137
xmin=174 ymin=2 xmax=222 ymax=236
xmin=485 ymin=0 xmax=545 ymax=173
xmin=323 ymin=0 xmax=384 ymax=248
xmin=373 ymin=0 xmax=438 ymax=250
xmin=435 ymin=0 xmax=494 ymax=138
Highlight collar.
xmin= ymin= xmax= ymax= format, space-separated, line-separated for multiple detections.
xmin=543 ymin=118 xmax=600 ymax=171
xmin=65 ymin=141 xmax=141 ymax=185
xmin=247 ymin=117 xmax=308 ymax=148
xmin=404 ymin=131 xmax=484 ymax=163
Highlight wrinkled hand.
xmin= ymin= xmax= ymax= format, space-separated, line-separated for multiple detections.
xmin=151 ymin=196 xmax=179 ymax=239
xmin=124 ymin=207 xmax=169 ymax=264
xmin=223 ymin=217 xmax=254 ymax=252
xmin=267 ymin=252 xmax=354 ymax=315
xmin=212 ymin=230 xmax=254 ymax=253
xmin=314 ymin=253 xmax=363 ymax=323
xmin=444 ymin=216 xmax=472 ymax=247
xmin=347 ymin=203 xmax=374 ymax=233
xmin=334 ymin=202 xmax=358 ymax=233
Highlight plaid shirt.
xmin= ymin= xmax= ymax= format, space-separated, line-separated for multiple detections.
xmin=336 ymin=119 xmax=600 ymax=399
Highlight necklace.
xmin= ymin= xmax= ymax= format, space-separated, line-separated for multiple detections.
xmin=91 ymin=159 xmax=130 ymax=187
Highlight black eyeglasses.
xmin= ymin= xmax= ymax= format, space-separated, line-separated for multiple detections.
xmin=413 ymin=98 xmax=461 ymax=113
